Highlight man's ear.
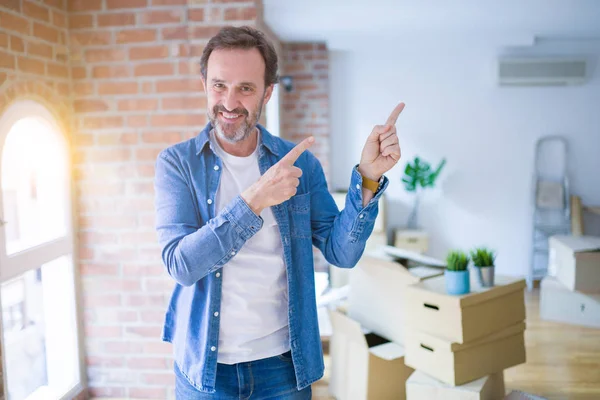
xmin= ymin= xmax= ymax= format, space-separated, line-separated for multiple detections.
xmin=200 ymin=76 xmax=207 ymax=92
xmin=263 ymin=84 xmax=275 ymax=104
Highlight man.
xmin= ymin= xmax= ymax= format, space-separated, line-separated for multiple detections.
xmin=154 ymin=25 xmax=403 ymax=399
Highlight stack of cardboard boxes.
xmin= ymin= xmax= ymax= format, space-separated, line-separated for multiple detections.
xmin=402 ymin=274 xmax=528 ymax=399
xmin=327 ymin=249 xmax=529 ymax=399
xmin=541 ymin=235 xmax=600 ymax=328
xmin=328 ymin=251 xmax=443 ymax=399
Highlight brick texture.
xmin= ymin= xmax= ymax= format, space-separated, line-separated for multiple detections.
xmin=68 ymin=0 xmax=271 ymax=398
xmin=1 ymin=0 xmax=331 ymax=398
xmin=280 ymin=43 xmax=331 ymax=274
xmin=281 ymin=42 xmax=331 ymax=183
xmin=0 ymin=0 xmax=72 ymax=116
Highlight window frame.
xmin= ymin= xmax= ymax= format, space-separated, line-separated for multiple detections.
xmin=0 ymin=100 xmax=86 ymax=400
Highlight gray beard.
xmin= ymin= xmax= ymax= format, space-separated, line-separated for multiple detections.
xmin=209 ymin=96 xmax=265 ymax=144
xmin=213 ymin=116 xmax=254 ymax=144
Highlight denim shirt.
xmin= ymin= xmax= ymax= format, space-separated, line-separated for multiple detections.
xmin=153 ymin=123 xmax=388 ymax=393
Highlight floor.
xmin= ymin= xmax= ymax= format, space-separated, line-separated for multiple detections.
xmin=311 ymin=288 xmax=600 ymax=400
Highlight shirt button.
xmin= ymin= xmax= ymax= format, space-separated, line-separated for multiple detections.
xmin=216 ymin=272 xmax=221 ymax=278
xmin=214 ymin=312 xmax=219 ymax=317
xmin=359 ymin=214 xmax=364 ymax=219
xmin=213 ymin=165 xmax=219 ymax=171
xmin=356 ymin=184 xmax=360 ymax=190
xmin=207 ymin=199 xmax=213 ymax=205
xmin=231 ymin=251 xmax=236 ymax=256
xmin=211 ymin=346 xmax=216 ymax=351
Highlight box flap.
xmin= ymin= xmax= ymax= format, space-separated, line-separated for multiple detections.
xmin=541 ymin=276 xmax=600 ymax=300
xmin=405 ymin=274 xmax=526 ymax=308
xmin=550 ymin=235 xmax=600 ymax=253
xmin=328 ymin=309 xmax=368 ymax=348
xmin=368 ymin=342 xmax=406 ymax=361
xmin=356 ymin=254 xmax=420 ymax=285
xmin=541 ymin=276 xmax=568 ymax=291
xmin=406 ymin=321 xmax=526 ymax=353
xmin=408 ymin=266 xmax=444 ymax=279
xmin=355 ymin=253 xmax=443 ymax=285
xmin=407 ymin=370 xmax=494 ymax=391
xmin=382 ymin=245 xmax=447 ymax=267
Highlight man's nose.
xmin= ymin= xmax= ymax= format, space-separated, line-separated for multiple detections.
xmin=222 ymin=90 xmax=240 ymax=112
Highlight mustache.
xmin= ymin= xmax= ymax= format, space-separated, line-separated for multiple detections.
xmin=214 ymin=105 xmax=248 ymax=116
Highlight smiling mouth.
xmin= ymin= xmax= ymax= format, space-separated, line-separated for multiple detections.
xmin=220 ymin=112 xmax=244 ymax=122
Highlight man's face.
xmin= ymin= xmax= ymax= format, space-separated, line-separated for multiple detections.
xmin=203 ymin=48 xmax=273 ymax=144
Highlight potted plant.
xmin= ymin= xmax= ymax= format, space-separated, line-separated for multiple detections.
xmin=470 ymin=247 xmax=496 ymax=287
xmin=402 ymin=156 xmax=446 ymax=229
xmin=445 ymin=250 xmax=470 ymax=295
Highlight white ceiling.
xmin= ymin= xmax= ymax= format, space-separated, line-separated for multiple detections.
xmin=263 ymin=0 xmax=600 ymax=50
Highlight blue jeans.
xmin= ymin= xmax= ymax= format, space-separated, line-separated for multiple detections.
xmin=175 ymin=351 xmax=312 ymax=399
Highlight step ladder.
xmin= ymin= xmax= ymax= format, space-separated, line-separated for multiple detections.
xmin=528 ymin=136 xmax=571 ymax=291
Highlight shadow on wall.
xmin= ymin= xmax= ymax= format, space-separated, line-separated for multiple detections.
xmin=583 ymin=211 xmax=600 ymax=236
xmin=382 ymin=197 xmax=410 ymax=245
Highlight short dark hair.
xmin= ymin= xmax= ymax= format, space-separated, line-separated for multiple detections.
xmin=200 ymin=26 xmax=279 ymax=87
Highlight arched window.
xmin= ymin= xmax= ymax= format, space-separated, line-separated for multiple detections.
xmin=0 ymin=100 xmax=83 ymax=400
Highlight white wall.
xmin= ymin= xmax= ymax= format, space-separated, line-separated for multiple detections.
xmin=329 ymin=39 xmax=600 ymax=277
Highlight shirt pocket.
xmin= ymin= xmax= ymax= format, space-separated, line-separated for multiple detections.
xmin=288 ymin=192 xmax=311 ymax=239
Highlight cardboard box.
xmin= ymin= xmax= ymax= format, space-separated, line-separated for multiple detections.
xmin=403 ymin=274 xmax=526 ymax=344
xmin=394 ymin=229 xmax=429 ymax=254
xmin=540 ymin=276 xmax=600 ymax=328
xmin=348 ymin=253 xmax=443 ymax=345
xmin=504 ymin=390 xmax=549 ymax=399
xmin=405 ymin=322 xmax=526 ymax=386
xmin=406 ymin=370 xmax=505 ymax=400
xmin=328 ymin=309 xmax=414 ymax=400
xmin=548 ymin=235 xmax=600 ymax=293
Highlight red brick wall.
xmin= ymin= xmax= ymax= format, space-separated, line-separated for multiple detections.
xmin=1 ymin=1 xmax=337 ymax=398
xmin=280 ymin=43 xmax=331 ymax=275
xmin=69 ymin=0 xmax=272 ymax=398
xmin=0 ymin=0 xmax=71 ymax=123
xmin=281 ymin=42 xmax=330 ymax=183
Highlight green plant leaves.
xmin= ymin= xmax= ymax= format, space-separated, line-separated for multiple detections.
xmin=402 ymin=156 xmax=446 ymax=192
xmin=445 ymin=247 xmax=496 ymax=270
xmin=470 ymin=247 xmax=496 ymax=267
xmin=446 ymin=250 xmax=470 ymax=271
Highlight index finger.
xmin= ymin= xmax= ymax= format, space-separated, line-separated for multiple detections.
xmin=280 ymin=136 xmax=315 ymax=165
xmin=386 ymin=102 xmax=405 ymax=126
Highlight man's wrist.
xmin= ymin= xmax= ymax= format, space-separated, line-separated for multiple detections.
xmin=357 ymin=164 xmax=381 ymax=182
xmin=362 ymin=176 xmax=380 ymax=194
xmin=240 ymin=189 xmax=264 ymax=216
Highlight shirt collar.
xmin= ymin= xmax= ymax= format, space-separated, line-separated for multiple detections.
xmin=195 ymin=122 xmax=280 ymax=157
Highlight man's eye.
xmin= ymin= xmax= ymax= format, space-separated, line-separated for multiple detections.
xmin=241 ymin=86 xmax=252 ymax=92
xmin=214 ymin=83 xmax=224 ymax=89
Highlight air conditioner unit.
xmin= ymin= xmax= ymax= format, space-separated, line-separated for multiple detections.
xmin=497 ymin=57 xmax=588 ymax=86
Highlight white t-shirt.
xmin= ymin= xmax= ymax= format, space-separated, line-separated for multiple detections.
xmin=209 ymin=130 xmax=290 ymax=364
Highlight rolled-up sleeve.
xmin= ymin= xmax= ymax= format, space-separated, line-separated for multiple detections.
xmin=154 ymin=152 xmax=263 ymax=286
xmin=309 ymin=156 xmax=388 ymax=268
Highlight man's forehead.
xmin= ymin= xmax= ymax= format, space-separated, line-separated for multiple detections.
xmin=206 ymin=48 xmax=265 ymax=83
